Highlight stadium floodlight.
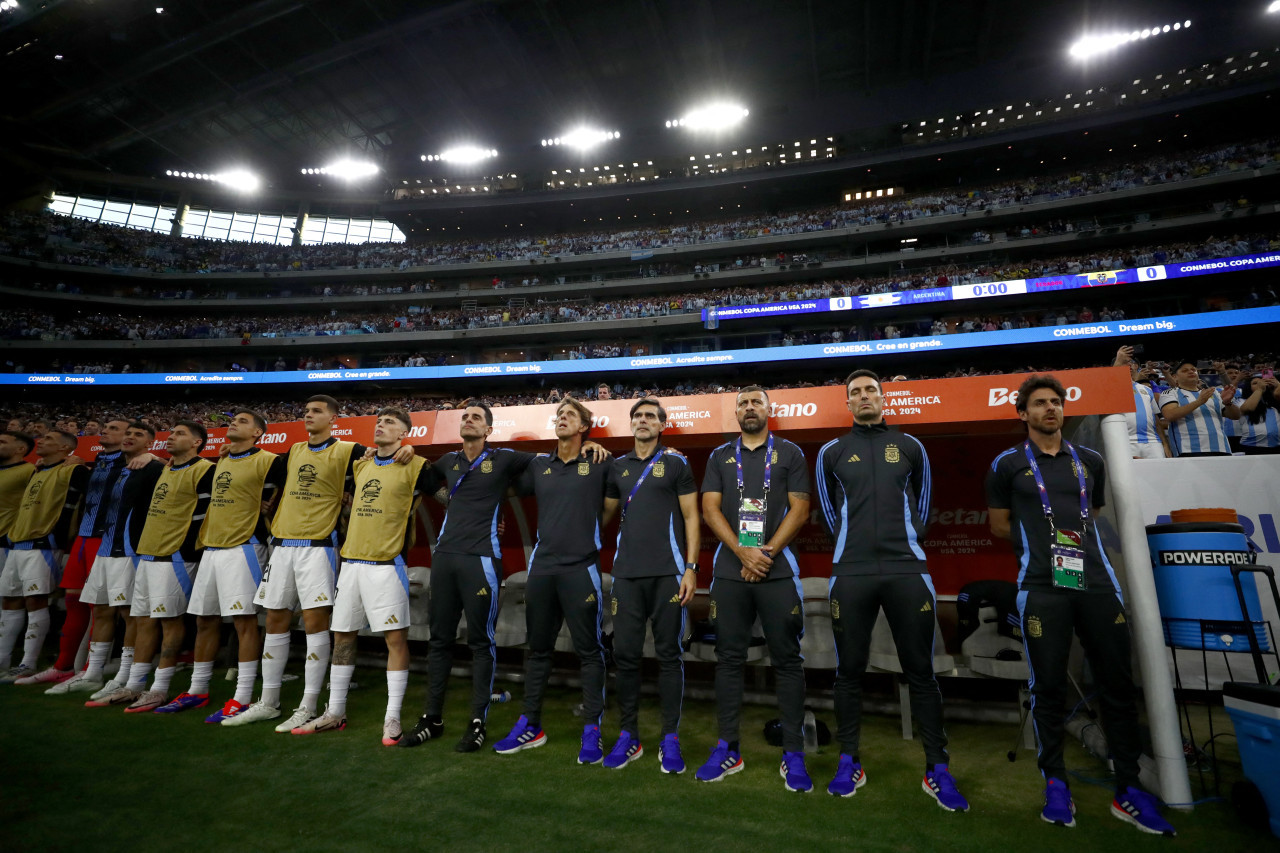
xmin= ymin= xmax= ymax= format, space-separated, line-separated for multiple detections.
xmin=218 ymin=169 xmax=260 ymax=192
xmin=1069 ymin=19 xmax=1191 ymax=59
xmin=0 ymin=1 xmax=19 ymax=12
xmin=323 ymin=159 xmax=379 ymax=180
xmin=1269 ymin=1 xmax=1280 ymax=13
xmin=544 ymin=128 xmax=619 ymax=150
xmin=435 ymin=146 xmax=498 ymax=164
xmin=668 ymin=102 xmax=749 ymax=131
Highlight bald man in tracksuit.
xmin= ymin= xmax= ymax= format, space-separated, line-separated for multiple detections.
xmin=815 ymin=369 xmax=968 ymax=811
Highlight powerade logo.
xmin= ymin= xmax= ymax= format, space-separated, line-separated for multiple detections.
xmin=1158 ymin=550 xmax=1252 ymax=566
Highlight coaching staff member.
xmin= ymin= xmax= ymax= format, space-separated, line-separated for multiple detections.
xmin=599 ymin=397 xmax=700 ymax=774
xmin=815 ymin=369 xmax=967 ymax=810
xmin=492 ymin=397 xmax=610 ymax=765
xmin=986 ymin=374 xmax=1175 ymax=836
xmin=697 ymin=386 xmax=812 ymax=792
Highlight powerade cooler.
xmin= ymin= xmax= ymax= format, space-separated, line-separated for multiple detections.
xmin=1223 ymin=682 xmax=1280 ymax=838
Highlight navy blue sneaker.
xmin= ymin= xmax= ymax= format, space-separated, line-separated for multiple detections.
xmin=659 ymin=733 xmax=685 ymax=774
xmin=826 ymin=754 xmax=867 ymax=797
xmin=695 ymin=740 xmax=744 ymax=782
xmin=1041 ymin=778 xmax=1076 ymax=827
xmin=578 ymin=725 xmax=603 ymax=765
xmin=493 ymin=715 xmax=546 ymax=754
xmin=780 ymin=751 xmax=813 ymax=793
xmin=1111 ymin=786 xmax=1176 ymax=836
xmin=602 ymin=731 xmax=644 ymax=769
xmin=923 ymin=764 xmax=969 ymax=811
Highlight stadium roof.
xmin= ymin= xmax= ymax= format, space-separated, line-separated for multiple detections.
xmin=1 ymin=0 xmax=1268 ymax=191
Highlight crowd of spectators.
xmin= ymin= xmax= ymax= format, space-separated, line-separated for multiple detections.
xmin=4 ymin=229 xmax=1276 ymax=346
xmin=8 ymin=349 xmax=1272 ymax=435
xmin=1 ymin=140 xmax=1273 ymax=276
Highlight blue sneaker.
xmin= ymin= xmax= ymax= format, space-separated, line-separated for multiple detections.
xmin=826 ymin=754 xmax=867 ymax=797
xmin=923 ymin=764 xmax=969 ymax=811
xmin=204 ymin=698 xmax=248 ymax=724
xmin=602 ymin=731 xmax=644 ymax=769
xmin=695 ymin=740 xmax=744 ymax=782
xmin=493 ymin=715 xmax=547 ymax=754
xmin=153 ymin=692 xmax=209 ymax=714
xmin=1041 ymin=778 xmax=1076 ymax=827
xmin=577 ymin=725 xmax=603 ymax=765
xmin=780 ymin=751 xmax=813 ymax=793
xmin=659 ymin=733 xmax=685 ymax=774
xmin=1111 ymin=786 xmax=1176 ymax=836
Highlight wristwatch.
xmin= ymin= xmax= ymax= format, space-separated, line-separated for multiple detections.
xmin=684 ymin=562 xmax=698 ymax=572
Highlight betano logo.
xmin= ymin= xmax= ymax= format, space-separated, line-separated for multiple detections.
xmin=988 ymin=386 xmax=1082 ymax=407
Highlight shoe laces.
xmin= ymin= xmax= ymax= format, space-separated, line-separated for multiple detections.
xmin=929 ymin=765 xmax=959 ymax=795
xmin=1046 ymin=779 xmax=1073 ymax=809
xmin=1120 ymin=786 xmax=1157 ymax=812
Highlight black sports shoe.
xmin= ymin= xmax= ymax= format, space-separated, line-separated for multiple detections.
xmin=397 ymin=715 xmax=444 ymax=748
xmin=455 ymin=717 xmax=486 ymax=753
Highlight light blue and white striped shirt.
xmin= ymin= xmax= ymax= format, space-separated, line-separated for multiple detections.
xmin=1159 ymin=387 xmax=1230 ymax=455
xmin=1239 ymin=406 xmax=1280 ymax=449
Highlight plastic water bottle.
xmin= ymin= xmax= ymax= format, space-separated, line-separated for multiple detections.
xmin=803 ymin=709 xmax=818 ymax=754
xmin=490 ymin=690 xmax=511 ymax=704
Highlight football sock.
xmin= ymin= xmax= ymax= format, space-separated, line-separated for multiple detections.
xmin=0 ymin=609 xmax=25 ymax=667
xmin=151 ymin=665 xmax=175 ymax=696
xmin=259 ymin=632 xmax=290 ymax=707
xmin=20 ymin=607 xmax=50 ymax=668
xmin=234 ymin=659 xmax=258 ymax=704
xmin=386 ymin=670 xmax=408 ymax=720
xmin=188 ymin=660 xmax=213 ymax=696
xmin=327 ymin=664 xmax=355 ymax=716
xmin=85 ymin=641 xmax=111 ymax=681
xmin=302 ymin=631 xmax=329 ymax=713
xmin=126 ymin=661 xmax=153 ymax=691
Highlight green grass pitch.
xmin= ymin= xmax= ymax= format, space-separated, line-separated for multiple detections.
xmin=0 ymin=666 xmax=1271 ymax=853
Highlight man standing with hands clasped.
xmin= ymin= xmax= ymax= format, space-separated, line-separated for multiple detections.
xmin=986 ymin=374 xmax=1175 ymax=836
xmin=815 ymin=369 xmax=968 ymax=810
xmin=697 ymin=386 xmax=812 ymax=792
xmin=598 ymin=397 xmax=700 ymax=773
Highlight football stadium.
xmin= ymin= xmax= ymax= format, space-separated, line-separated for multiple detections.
xmin=2 ymin=1 xmax=1280 ymax=851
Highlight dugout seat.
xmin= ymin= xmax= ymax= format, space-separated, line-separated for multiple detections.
xmin=867 ymin=609 xmax=957 ymax=740
xmin=406 ymin=565 xmax=430 ymax=642
xmin=493 ymin=570 xmax=529 ymax=647
xmin=799 ymin=576 xmax=837 ymax=669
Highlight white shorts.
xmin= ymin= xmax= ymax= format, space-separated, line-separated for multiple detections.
xmin=256 ymin=543 xmax=338 ymax=612
xmin=82 ymin=555 xmax=140 ymax=607
xmin=189 ymin=544 xmax=267 ymax=617
xmin=1130 ymin=440 xmax=1166 ymax=460
xmin=130 ymin=555 xmax=198 ymax=618
xmin=331 ymin=558 xmax=410 ymax=634
xmin=0 ymin=547 xmax=63 ymax=597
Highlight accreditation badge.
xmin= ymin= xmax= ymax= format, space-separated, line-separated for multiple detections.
xmin=1051 ymin=528 xmax=1087 ymax=590
xmin=737 ymin=497 xmax=766 ymax=547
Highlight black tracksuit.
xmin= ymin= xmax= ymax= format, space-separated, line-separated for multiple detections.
xmin=986 ymin=441 xmax=1142 ymax=792
xmin=606 ymin=446 xmax=697 ymax=739
xmin=425 ymin=446 xmax=537 ymax=723
xmin=517 ymin=452 xmax=608 ymax=729
xmin=816 ymin=421 xmax=949 ymax=766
